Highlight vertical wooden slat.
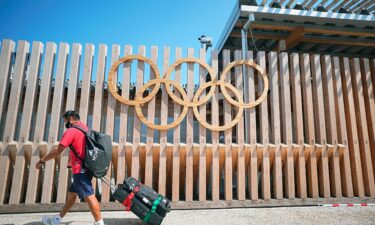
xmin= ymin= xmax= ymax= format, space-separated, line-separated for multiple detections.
xmin=185 ymin=48 xmax=194 ymax=201
xmin=289 ymin=53 xmax=307 ymax=199
xmin=361 ymin=58 xmax=375 ymax=184
xmin=65 ymin=44 xmax=82 ymax=111
xmin=131 ymin=46 xmax=146 ymax=180
xmin=9 ymin=42 xmax=43 ymax=204
xmin=172 ymin=48 xmax=182 ymax=201
xmin=340 ymin=57 xmax=365 ymax=197
xmin=108 ymin=45 xmax=121 ymax=184
xmin=198 ymin=48 xmax=207 ymax=201
xmin=234 ymin=50 xmax=246 ymax=200
xmin=332 ymin=56 xmax=353 ymax=197
xmin=223 ymin=50 xmax=233 ymax=201
xmin=349 ymin=58 xmax=375 ymax=197
xmin=144 ymin=46 xmax=157 ymax=188
xmin=321 ymin=55 xmax=342 ymax=198
xmin=25 ymin=43 xmax=57 ymax=204
xmin=79 ymin=44 xmax=94 ymax=124
xmin=56 ymin=43 xmax=82 ymax=203
xmin=247 ymin=51 xmax=258 ymax=200
xmin=311 ymin=54 xmax=330 ymax=198
xmin=92 ymin=45 xmax=107 ymax=131
xmin=79 ymin=44 xmax=95 ymax=194
xmin=117 ymin=45 xmax=130 ymax=184
xmin=211 ymin=50 xmax=220 ymax=201
xmin=0 ymin=41 xmax=29 ymax=204
xmin=279 ymin=52 xmax=295 ymax=199
xmin=0 ymin=42 xmax=14 ymax=206
xmin=102 ymin=44 xmax=117 ymax=203
xmin=2 ymin=41 xmax=29 ymax=143
xmin=257 ymin=51 xmax=270 ymax=200
xmin=0 ymin=40 xmax=15 ymax=130
xmin=93 ymin=45 xmax=111 ymax=202
xmin=268 ymin=51 xmax=283 ymax=199
xmin=300 ymin=53 xmax=319 ymax=198
xmin=41 ymin=43 xmax=69 ymax=203
xmin=159 ymin=47 xmax=169 ymax=195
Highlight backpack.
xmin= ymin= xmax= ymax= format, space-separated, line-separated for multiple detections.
xmin=69 ymin=125 xmax=112 ymax=178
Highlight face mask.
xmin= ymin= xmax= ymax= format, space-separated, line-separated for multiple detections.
xmin=65 ymin=121 xmax=72 ymax=129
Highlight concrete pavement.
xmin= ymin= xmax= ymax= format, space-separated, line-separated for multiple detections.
xmin=0 ymin=206 xmax=374 ymax=225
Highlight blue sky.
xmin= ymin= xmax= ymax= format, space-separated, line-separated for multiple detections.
xmin=0 ymin=0 xmax=344 ymax=52
xmin=0 ymin=0 xmax=238 ymax=51
xmin=0 ymin=0 xmax=337 ymax=84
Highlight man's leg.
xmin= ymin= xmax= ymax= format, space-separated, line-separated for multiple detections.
xmin=84 ymin=194 xmax=102 ymax=222
xmin=60 ymin=192 xmax=77 ymax=218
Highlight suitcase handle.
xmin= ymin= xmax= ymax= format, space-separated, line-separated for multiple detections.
xmin=101 ymin=176 xmax=118 ymax=194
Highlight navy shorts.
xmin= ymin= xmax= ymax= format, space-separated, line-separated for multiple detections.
xmin=69 ymin=172 xmax=94 ymax=200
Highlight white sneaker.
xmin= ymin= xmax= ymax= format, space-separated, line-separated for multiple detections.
xmin=94 ymin=219 xmax=105 ymax=225
xmin=42 ymin=214 xmax=61 ymax=225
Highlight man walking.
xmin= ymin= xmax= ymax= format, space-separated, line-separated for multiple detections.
xmin=36 ymin=110 xmax=104 ymax=225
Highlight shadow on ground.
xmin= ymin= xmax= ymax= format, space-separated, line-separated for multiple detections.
xmin=22 ymin=218 xmax=143 ymax=225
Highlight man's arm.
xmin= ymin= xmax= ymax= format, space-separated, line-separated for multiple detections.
xmin=35 ymin=144 xmax=66 ymax=169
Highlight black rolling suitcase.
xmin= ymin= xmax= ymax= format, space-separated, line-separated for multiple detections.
xmin=101 ymin=177 xmax=171 ymax=225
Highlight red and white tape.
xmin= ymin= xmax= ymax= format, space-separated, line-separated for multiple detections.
xmin=318 ymin=203 xmax=375 ymax=207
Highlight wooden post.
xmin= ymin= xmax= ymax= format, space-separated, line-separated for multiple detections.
xmin=222 ymin=50 xmax=233 ymax=201
xmin=41 ymin=43 xmax=69 ymax=203
xmin=79 ymin=44 xmax=95 ymax=195
xmin=108 ymin=45 xmax=121 ymax=185
xmin=247 ymin=51 xmax=258 ymax=200
xmin=0 ymin=39 xmax=16 ymax=205
xmin=56 ymin=43 xmax=82 ymax=203
xmin=257 ymin=51 xmax=270 ymax=200
xmin=235 ymin=50 xmax=246 ymax=200
xmin=2 ymin=41 xmax=29 ymax=145
xmin=198 ymin=48 xmax=207 ymax=201
xmin=360 ymin=58 xmax=375 ymax=185
xmin=279 ymin=52 xmax=295 ymax=199
xmin=131 ymin=46 xmax=146 ymax=180
xmin=268 ymin=51 xmax=283 ymax=199
xmin=0 ymin=40 xmax=15 ymax=129
xmin=300 ymin=53 xmax=319 ymax=199
xmin=289 ymin=53 xmax=307 ymax=199
xmin=332 ymin=56 xmax=353 ymax=197
xmin=25 ymin=43 xmax=57 ymax=204
xmin=92 ymin=44 xmax=107 ymax=132
xmin=93 ymin=45 xmax=111 ymax=202
xmin=172 ymin=48 xmax=182 ymax=201
xmin=159 ymin=47 xmax=169 ymax=196
xmin=349 ymin=58 xmax=375 ymax=197
xmin=185 ymin=48 xmax=194 ymax=201
xmin=340 ymin=57 xmax=365 ymax=197
xmin=144 ymin=46 xmax=157 ymax=188
xmin=310 ymin=54 xmax=330 ymax=198
xmin=211 ymin=50 xmax=220 ymax=201
xmin=9 ymin=42 xmax=43 ymax=204
xmin=321 ymin=55 xmax=342 ymax=198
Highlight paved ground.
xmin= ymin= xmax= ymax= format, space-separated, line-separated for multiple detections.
xmin=0 ymin=206 xmax=374 ymax=225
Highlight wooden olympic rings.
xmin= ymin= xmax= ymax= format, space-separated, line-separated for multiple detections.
xmin=107 ymin=55 xmax=269 ymax=131
xmin=108 ymin=55 xmax=161 ymax=106
xmin=219 ymin=60 xmax=269 ymax=108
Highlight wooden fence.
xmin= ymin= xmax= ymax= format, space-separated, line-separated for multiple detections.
xmin=0 ymin=39 xmax=374 ymax=212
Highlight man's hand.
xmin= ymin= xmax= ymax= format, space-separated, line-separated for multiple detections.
xmin=35 ymin=160 xmax=45 ymax=169
xmin=35 ymin=144 xmax=65 ymax=170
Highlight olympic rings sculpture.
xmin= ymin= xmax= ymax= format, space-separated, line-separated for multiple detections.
xmin=108 ymin=55 xmax=269 ymax=131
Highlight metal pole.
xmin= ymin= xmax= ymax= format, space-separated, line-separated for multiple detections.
xmin=241 ymin=28 xmax=250 ymax=144
xmin=241 ymin=13 xmax=254 ymax=144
